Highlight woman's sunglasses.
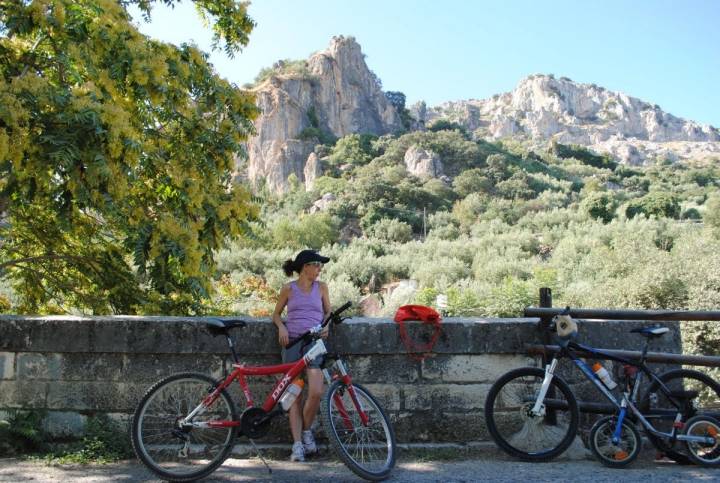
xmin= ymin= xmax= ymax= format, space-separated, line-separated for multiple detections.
xmin=305 ymin=261 xmax=324 ymax=267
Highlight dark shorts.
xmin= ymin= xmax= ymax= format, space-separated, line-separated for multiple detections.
xmin=282 ymin=340 xmax=324 ymax=369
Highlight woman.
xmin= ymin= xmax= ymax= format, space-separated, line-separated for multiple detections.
xmin=272 ymin=249 xmax=331 ymax=462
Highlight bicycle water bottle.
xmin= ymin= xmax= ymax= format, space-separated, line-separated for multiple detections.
xmin=280 ymin=378 xmax=305 ymax=410
xmin=592 ymin=362 xmax=617 ymax=390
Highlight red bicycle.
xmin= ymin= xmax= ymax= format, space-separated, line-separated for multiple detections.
xmin=130 ymin=302 xmax=396 ymax=481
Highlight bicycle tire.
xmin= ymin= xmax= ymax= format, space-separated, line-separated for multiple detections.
xmin=131 ymin=372 xmax=238 ymax=482
xmin=321 ymin=380 xmax=396 ymax=481
xmin=589 ymin=415 xmax=642 ymax=467
xmin=683 ymin=415 xmax=720 ymax=466
xmin=640 ymin=368 xmax=720 ymax=465
xmin=484 ymin=366 xmax=579 ymax=462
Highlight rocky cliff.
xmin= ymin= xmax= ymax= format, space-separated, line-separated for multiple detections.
xmin=247 ymin=36 xmax=402 ymax=193
xmin=418 ymin=74 xmax=720 ymax=165
xmin=245 ymin=39 xmax=719 ymax=192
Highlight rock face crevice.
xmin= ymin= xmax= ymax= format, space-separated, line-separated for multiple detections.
xmin=420 ymin=75 xmax=720 ymax=165
xmin=247 ymin=36 xmax=402 ymax=193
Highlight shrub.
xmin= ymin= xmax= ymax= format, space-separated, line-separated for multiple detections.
xmin=0 ymin=410 xmax=47 ymax=456
xmin=626 ymin=192 xmax=680 ymax=219
xmin=45 ymin=414 xmax=133 ymax=464
xmin=704 ymin=196 xmax=720 ymax=229
xmin=581 ymin=191 xmax=617 ymax=223
xmin=367 ymin=218 xmax=413 ymax=243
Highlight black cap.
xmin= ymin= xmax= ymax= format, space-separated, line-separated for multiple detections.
xmin=294 ymin=249 xmax=330 ymax=268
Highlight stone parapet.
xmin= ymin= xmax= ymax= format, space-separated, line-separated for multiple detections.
xmin=0 ymin=315 xmax=682 ymax=442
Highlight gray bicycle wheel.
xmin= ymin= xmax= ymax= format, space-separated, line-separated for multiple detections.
xmin=131 ymin=372 xmax=238 ymax=481
xmin=484 ymin=367 xmax=579 ymax=461
xmin=321 ymin=381 xmax=396 ymax=481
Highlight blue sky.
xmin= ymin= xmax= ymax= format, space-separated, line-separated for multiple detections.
xmin=131 ymin=0 xmax=720 ymax=127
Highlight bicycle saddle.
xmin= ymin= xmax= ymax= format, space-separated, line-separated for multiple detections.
xmin=630 ymin=326 xmax=669 ymax=337
xmin=205 ymin=318 xmax=248 ymax=336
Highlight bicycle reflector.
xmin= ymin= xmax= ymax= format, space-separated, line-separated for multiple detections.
xmin=394 ymin=305 xmax=442 ymax=360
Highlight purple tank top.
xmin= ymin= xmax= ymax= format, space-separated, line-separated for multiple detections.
xmin=286 ymin=281 xmax=324 ymax=338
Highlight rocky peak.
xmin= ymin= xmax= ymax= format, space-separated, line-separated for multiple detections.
xmin=424 ymin=74 xmax=720 ymax=164
xmin=246 ymin=36 xmax=402 ymax=194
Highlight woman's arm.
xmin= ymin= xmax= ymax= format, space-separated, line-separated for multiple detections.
xmin=320 ymin=282 xmax=331 ymax=338
xmin=272 ymin=284 xmax=291 ymax=346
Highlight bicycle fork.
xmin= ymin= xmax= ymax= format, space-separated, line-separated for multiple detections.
xmin=530 ymin=358 xmax=558 ymax=417
xmin=323 ymin=358 xmax=370 ymax=428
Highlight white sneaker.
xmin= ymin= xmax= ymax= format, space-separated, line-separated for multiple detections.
xmin=290 ymin=441 xmax=305 ymax=462
xmin=302 ymin=429 xmax=317 ymax=455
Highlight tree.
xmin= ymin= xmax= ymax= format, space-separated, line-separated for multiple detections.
xmin=0 ymin=1 xmax=259 ymax=314
xmin=625 ymin=192 xmax=681 ymax=220
xmin=581 ymin=192 xmax=617 ymax=223
xmin=328 ymin=134 xmax=376 ymax=167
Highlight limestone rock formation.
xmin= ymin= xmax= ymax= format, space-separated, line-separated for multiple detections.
xmin=404 ymin=145 xmax=444 ymax=178
xmin=247 ymin=36 xmax=403 ymax=193
xmin=424 ymin=74 xmax=720 ymax=165
xmin=303 ymin=152 xmax=321 ymax=191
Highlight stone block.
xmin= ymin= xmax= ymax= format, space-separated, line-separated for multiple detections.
xmin=46 ymin=381 xmax=148 ymax=412
xmin=403 ymin=384 xmax=491 ymax=411
xmin=348 ymin=383 xmax=401 ymax=412
xmin=44 ymin=411 xmax=87 ymax=437
xmin=0 ymin=380 xmax=48 ymax=408
xmin=58 ymin=353 xmax=124 ymax=381
xmin=421 ymin=354 xmax=536 ymax=383
xmin=16 ymin=353 xmax=63 ymax=380
xmin=343 ymin=355 xmax=419 ymax=383
xmin=392 ymin=411 xmax=489 ymax=443
xmin=0 ymin=352 xmax=14 ymax=379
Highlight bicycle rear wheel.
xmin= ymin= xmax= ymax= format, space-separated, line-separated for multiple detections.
xmin=131 ymin=372 xmax=238 ymax=482
xmin=321 ymin=381 xmax=396 ymax=481
xmin=684 ymin=415 xmax=720 ymax=466
xmin=641 ymin=368 xmax=720 ymax=464
xmin=484 ymin=367 xmax=579 ymax=461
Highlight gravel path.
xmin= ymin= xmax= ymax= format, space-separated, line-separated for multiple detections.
xmin=2 ymin=452 xmax=720 ymax=483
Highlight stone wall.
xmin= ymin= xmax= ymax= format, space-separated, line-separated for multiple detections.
xmin=0 ymin=315 xmax=681 ymax=443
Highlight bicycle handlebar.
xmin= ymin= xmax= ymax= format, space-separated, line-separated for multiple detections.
xmin=285 ymin=301 xmax=352 ymax=349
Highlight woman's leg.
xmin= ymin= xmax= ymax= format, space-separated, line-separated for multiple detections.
xmin=302 ymin=368 xmax=324 ymax=429
xmin=288 ymin=396 xmax=303 ymax=442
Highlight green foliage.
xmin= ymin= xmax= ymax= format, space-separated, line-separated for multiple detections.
xmin=705 ymin=196 xmax=720 ymax=229
xmin=482 ymin=277 xmax=535 ymax=317
xmin=0 ymin=410 xmax=47 ymax=456
xmin=0 ymin=0 xmax=259 ymax=315
xmin=367 ymin=218 xmax=413 ymax=243
xmin=252 ymin=58 xmax=311 ymax=85
xmin=385 ymin=91 xmax=414 ymax=130
xmin=551 ymin=142 xmax=618 ymax=170
xmin=269 ymin=213 xmax=340 ymax=249
xmin=626 ymin=192 xmax=681 ymax=219
xmin=44 ymin=414 xmax=133 ymax=464
xmin=328 ymin=134 xmax=377 ymax=167
xmin=427 ymin=119 xmax=468 ymax=136
xmin=581 ymin=191 xmax=617 ymax=223
xmin=452 ymin=168 xmax=492 ymax=198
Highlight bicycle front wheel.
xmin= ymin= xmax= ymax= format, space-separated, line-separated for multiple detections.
xmin=131 ymin=372 xmax=238 ymax=482
xmin=321 ymin=381 xmax=396 ymax=481
xmin=484 ymin=367 xmax=579 ymax=461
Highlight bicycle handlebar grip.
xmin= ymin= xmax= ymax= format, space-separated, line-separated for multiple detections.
xmin=336 ymin=301 xmax=352 ymax=315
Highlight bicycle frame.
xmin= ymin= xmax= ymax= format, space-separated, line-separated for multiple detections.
xmin=535 ymin=340 xmax=715 ymax=446
xmin=180 ymin=337 xmax=368 ymax=431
